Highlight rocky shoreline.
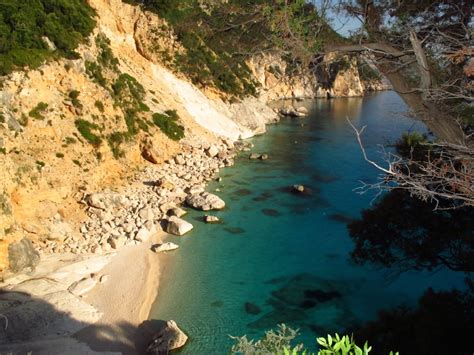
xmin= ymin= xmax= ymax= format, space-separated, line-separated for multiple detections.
xmin=0 ymin=136 xmax=251 ymax=353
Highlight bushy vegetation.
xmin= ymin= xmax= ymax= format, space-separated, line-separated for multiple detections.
xmin=81 ymin=34 xmax=185 ymax=157
xmin=0 ymin=0 xmax=96 ymax=75
xmin=152 ymin=110 xmax=185 ymax=141
xmin=231 ymin=324 xmax=397 ymax=355
xmin=74 ymin=119 xmax=102 ymax=146
xmin=28 ymin=102 xmax=48 ymax=120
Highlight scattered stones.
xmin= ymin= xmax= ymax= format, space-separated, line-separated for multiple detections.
xmin=204 ymin=215 xmax=220 ymax=224
xmin=166 ymin=216 xmax=193 ymax=236
xmin=139 ymin=207 xmax=155 ymax=222
xmin=151 ymin=242 xmax=179 ymax=253
xmin=147 ymin=320 xmax=188 ymax=354
xmin=186 ymin=192 xmax=225 ymax=211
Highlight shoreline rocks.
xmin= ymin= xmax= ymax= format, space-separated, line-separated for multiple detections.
xmin=147 ymin=320 xmax=188 ymax=354
xmin=166 ymin=216 xmax=193 ymax=236
xmin=151 ymin=242 xmax=179 ymax=253
xmin=204 ymin=215 xmax=220 ymax=224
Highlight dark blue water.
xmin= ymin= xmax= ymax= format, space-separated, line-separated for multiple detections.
xmin=150 ymin=92 xmax=465 ymax=353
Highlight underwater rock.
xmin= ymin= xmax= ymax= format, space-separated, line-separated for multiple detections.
xmin=262 ymin=208 xmax=282 ymax=217
xmin=245 ymin=302 xmax=262 ymax=315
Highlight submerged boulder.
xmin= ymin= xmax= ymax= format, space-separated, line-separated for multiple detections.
xmin=147 ymin=320 xmax=188 ymax=354
xmin=186 ymin=192 xmax=225 ymax=211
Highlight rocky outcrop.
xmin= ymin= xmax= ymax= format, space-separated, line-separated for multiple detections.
xmin=147 ymin=320 xmax=188 ymax=354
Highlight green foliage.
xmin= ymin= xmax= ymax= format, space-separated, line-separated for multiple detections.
xmin=55 ymin=152 xmax=64 ymax=158
xmin=64 ymin=136 xmax=77 ymax=145
xmin=107 ymin=132 xmax=129 ymax=159
xmin=152 ymin=111 xmax=184 ymax=141
xmin=29 ymin=102 xmax=48 ymax=120
xmin=317 ymin=334 xmax=374 ymax=355
xmin=69 ymin=90 xmax=82 ymax=108
xmin=0 ymin=191 xmax=12 ymax=215
xmin=356 ymin=60 xmax=381 ymax=83
xmin=95 ymin=100 xmax=105 ymax=112
xmin=0 ymin=0 xmax=96 ymax=75
xmin=231 ymin=325 xmax=397 ymax=355
xmin=395 ymin=131 xmax=431 ymax=161
xmin=74 ymin=119 xmax=102 ymax=145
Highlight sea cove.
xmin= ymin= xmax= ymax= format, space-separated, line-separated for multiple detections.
xmin=151 ymin=92 xmax=466 ymax=353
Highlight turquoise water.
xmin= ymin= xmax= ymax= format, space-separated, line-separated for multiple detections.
xmin=150 ymin=92 xmax=465 ymax=353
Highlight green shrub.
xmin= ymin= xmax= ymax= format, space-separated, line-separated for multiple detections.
xmin=74 ymin=119 xmax=102 ymax=145
xmin=152 ymin=111 xmax=184 ymax=141
xmin=69 ymin=90 xmax=82 ymax=109
xmin=29 ymin=102 xmax=48 ymax=120
xmin=64 ymin=136 xmax=77 ymax=145
xmin=0 ymin=0 xmax=96 ymax=75
xmin=55 ymin=152 xmax=64 ymax=158
xmin=72 ymin=159 xmax=81 ymax=167
xmin=107 ymin=132 xmax=129 ymax=159
xmin=95 ymin=100 xmax=105 ymax=112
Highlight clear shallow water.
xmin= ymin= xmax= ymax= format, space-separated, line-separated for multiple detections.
xmin=150 ymin=92 xmax=465 ymax=353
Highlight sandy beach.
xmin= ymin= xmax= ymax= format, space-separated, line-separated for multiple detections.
xmin=75 ymin=231 xmax=166 ymax=354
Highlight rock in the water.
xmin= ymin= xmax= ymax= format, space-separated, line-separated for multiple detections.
xmin=68 ymin=277 xmax=97 ymax=296
xmin=8 ymin=238 xmax=40 ymax=273
xmin=186 ymin=192 xmax=225 ymax=211
xmin=292 ymin=184 xmax=305 ymax=193
xmin=151 ymin=242 xmax=179 ymax=253
xmin=260 ymin=153 xmax=269 ymax=160
xmin=204 ymin=215 xmax=220 ymax=224
xmin=249 ymin=153 xmax=260 ymax=160
xmin=245 ymin=302 xmax=262 ymax=315
xmin=296 ymin=106 xmax=309 ymax=115
xmin=166 ymin=216 xmax=193 ymax=236
xmin=147 ymin=320 xmax=188 ymax=354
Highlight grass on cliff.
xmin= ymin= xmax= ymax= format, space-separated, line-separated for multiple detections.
xmin=0 ymin=0 xmax=96 ymax=75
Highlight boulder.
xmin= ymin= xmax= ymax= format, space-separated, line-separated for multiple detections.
xmin=292 ymin=184 xmax=306 ymax=193
xmin=204 ymin=215 xmax=220 ymax=224
xmin=141 ymin=138 xmax=161 ymax=164
xmin=166 ymin=217 xmax=193 ymax=236
xmin=174 ymin=155 xmax=185 ymax=165
xmin=147 ymin=320 xmax=188 ymax=354
xmin=249 ymin=153 xmax=260 ymax=160
xmin=109 ymin=236 xmax=127 ymax=249
xmin=151 ymin=242 xmax=179 ymax=253
xmin=296 ymin=106 xmax=309 ymax=115
xmin=135 ymin=224 xmax=156 ymax=242
xmin=167 ymin=207 xmax=187 ymax=218
xmin=206 ymin=145 xmax=219 ymax=158
xmin=185 ymin=192 xmax=225 ymax=211
xmin=8 ymin=238 xmax=40 ymax=273
xmin=139 ymin=207 xmax=155 ymax=222
xmin=85 ymin=192 xmax=127 ymax=211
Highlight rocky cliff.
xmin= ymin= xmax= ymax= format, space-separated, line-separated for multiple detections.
xmin=0 ymin=0 xmax=385 ymax=273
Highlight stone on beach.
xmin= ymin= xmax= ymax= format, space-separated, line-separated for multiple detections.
xmin=186 ymin=192 xmax=225 ymax=211
xmin=167 ymin=207 xmax=187 ymax=218
xmin=147 ymin=320 xmax=188 ymax=354
xmin=166 ymin=216 xmax=193 ymax=236
xmin=135 ymin=224 xmax=156 ymax=242
xmin=151 ymin=242 xmax=179 ymax=253
xmin=8 ymin=238 xmax=40 ymax=273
